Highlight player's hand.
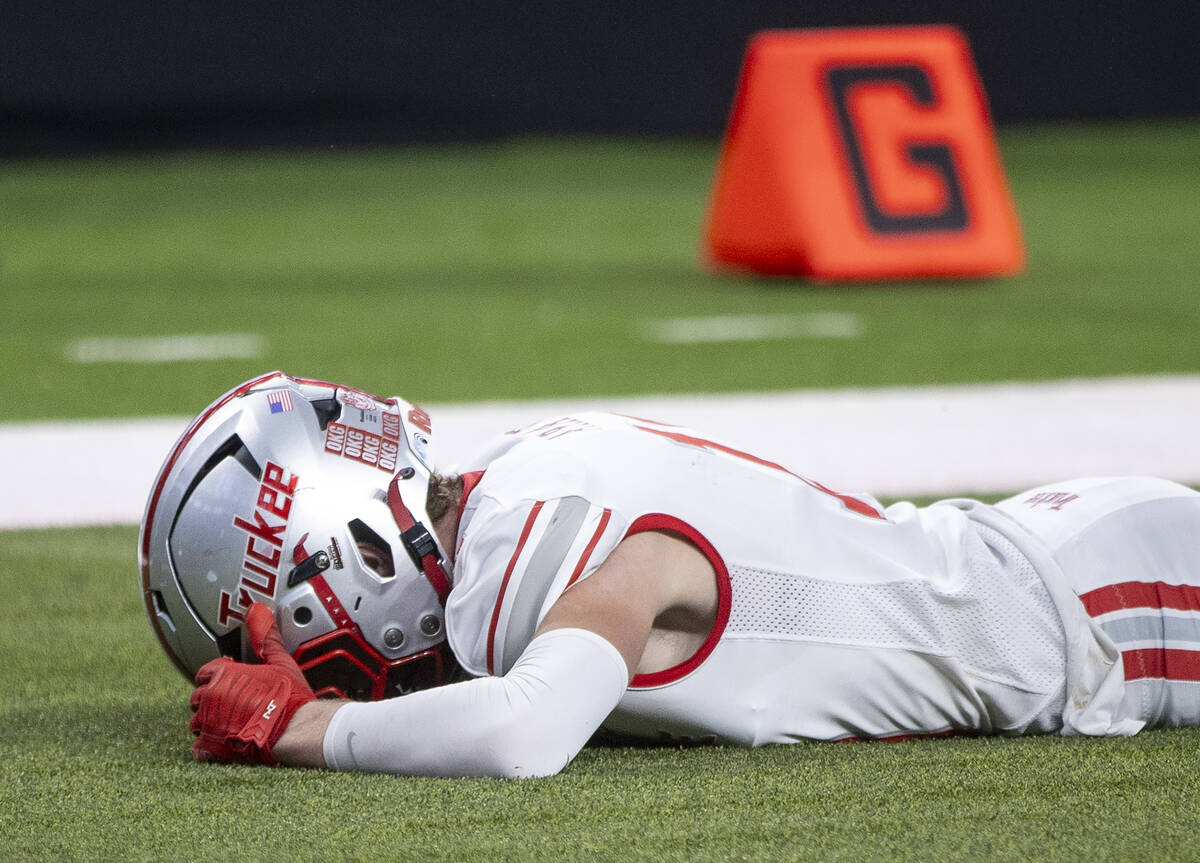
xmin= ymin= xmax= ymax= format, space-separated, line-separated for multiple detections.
xmin=189 ymin=603 xmax=315 ymax=766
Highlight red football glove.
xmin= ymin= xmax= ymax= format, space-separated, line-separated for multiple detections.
xmin=189 ymin=603 xmax=316 ymax=766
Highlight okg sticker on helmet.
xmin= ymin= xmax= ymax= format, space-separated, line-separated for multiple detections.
xmin=324 ymin=413 xmax=402 ymax=473
xmin=322 ymin=401 xmax=433 ymax=474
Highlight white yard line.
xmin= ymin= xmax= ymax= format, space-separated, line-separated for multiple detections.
xmin=67 ymin=333 xmax=266 ymax=364
xmin=3 ymin=374 xmax=1198 ymax=530
xmin=641 ymin=313 xmax=861 ymax=343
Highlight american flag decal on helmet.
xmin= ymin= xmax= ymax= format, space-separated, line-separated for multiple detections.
xmin=267 ymin=390 xmax=294 ymax=413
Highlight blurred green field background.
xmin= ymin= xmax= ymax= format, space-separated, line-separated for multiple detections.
xmin=2 ymin=122 xmax=1199 ymax=860
xmin=2 ymin=121 xmax=1198 ymax=422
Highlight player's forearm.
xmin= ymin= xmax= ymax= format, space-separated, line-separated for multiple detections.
xmin=317 ymin=627 xmax=628 ymax=778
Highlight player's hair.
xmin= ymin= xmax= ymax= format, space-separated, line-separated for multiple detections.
xmin=426 ymin=472 xmax=464 ymax=524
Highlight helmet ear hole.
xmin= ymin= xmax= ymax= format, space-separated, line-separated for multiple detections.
xmin=348 ymin=519 xmax=395 ymax=578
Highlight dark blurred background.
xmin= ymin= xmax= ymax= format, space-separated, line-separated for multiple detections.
xmin=3 ymin=0 xmax=1197 ymax=157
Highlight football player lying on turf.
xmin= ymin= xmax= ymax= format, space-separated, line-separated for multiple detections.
xmin=141 ymin=373 xmax=1200 ymax=777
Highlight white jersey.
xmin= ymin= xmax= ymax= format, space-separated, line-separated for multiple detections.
xmin=444 ymin=413 xmax=1072 ymax=744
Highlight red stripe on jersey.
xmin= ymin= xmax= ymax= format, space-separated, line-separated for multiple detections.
xmin=486 ymin=501 xmax=545 ymax=676
xmin=1079 ymin=581 xmax=1200 ymax=617
xmin=566 ymin=508 xmax=613 ymax=588
xmin=634 ymin=425 xmax=883 ymax=520
xmin=626 ymin=514 xmax=732 ymax=689
xmin=618 ymin=414 xmax=680 ymax=427
xmin=456 ymin=470 xmax=486 ymax=524
xmin=1122 ymin=647 xmax=1200 ymax=682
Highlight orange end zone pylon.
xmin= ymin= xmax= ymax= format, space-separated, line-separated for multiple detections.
xmin=703 ymin=25 xmax=1024 ymax=280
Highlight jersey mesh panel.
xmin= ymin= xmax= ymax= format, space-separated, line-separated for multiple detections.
xmin=726 ymin=523 xmax=1064 ymax=693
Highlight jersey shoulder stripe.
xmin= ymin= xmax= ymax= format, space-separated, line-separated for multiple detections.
xmin=494 ymin=496 xmax=591 ymax=674
xmin=488 ymin=497 xmax=620 ymax=675
xmin=453 ymin=493 xmax=622 ymax=677
xmin=486 ymin=500 xmax=546 ymax=675
xmin=568 ymin=508 xmax=613 ymax=588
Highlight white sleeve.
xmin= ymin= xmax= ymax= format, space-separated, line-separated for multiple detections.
xmin=322 ymin=627 xmax=628 ymax=778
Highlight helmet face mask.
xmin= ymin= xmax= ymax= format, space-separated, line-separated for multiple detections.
xmin=140 ymin=372 xmax=458 ymax=699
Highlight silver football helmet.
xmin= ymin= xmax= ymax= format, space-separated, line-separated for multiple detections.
xmin=139 ymin=372 xmax=458 ymax=699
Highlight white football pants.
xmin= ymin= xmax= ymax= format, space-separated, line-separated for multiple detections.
xmin=997 ymin=476 xmax=1200 ymax=730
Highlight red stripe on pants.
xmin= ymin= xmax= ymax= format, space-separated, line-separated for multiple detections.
xmin=1122 ymin=648 xmax=1200 ymax=682
xmin=1079 ymin=581 xmax=1200 ymax=616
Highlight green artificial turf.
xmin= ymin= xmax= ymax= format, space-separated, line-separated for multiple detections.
xmin=1 ymin=121 xmax=1198 ymax=422
xmin=1 ymin=526 xmax=1197 ymax=862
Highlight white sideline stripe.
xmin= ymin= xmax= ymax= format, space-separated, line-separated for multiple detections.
xmin=643 ymin=313 xmax=861 ymax=343
xmin=67 ymin=333 xmax=265 ymax=364
xmin=3 ymin=374 xmax=1200 ymax=530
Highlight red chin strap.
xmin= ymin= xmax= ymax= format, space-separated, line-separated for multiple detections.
xmin=387 ymin=475 xmax=452 ymax=605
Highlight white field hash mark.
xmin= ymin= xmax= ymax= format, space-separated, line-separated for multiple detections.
xmin=67 ymin=333 xmax=266 ymax=364
xmin=642 ymin=313 xmax=861 ymax=344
